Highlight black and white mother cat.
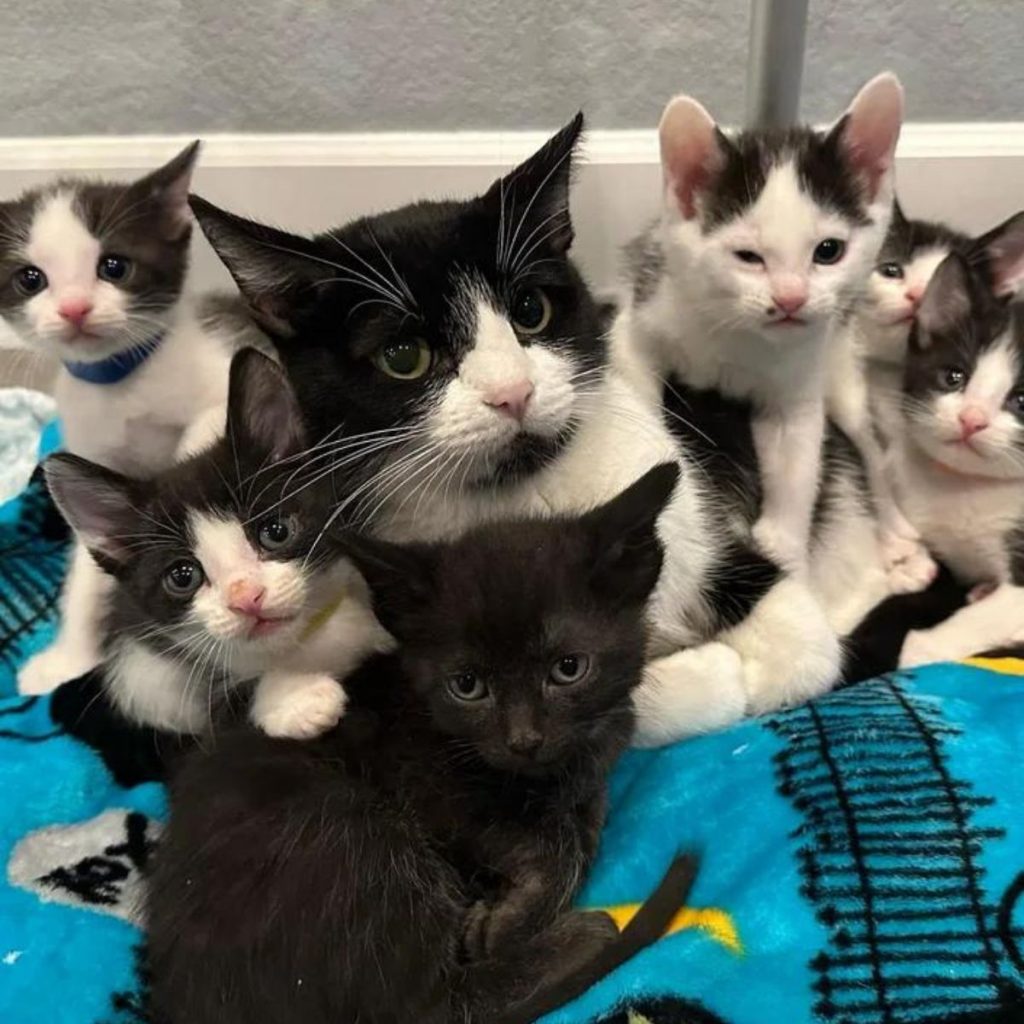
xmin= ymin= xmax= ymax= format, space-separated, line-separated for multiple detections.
xmin=188 ymin=116 xmax=864 ymax=744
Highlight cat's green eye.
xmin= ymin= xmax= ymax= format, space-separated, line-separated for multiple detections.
xmin=511 ymin=286 xmax=552 ymax=335
xmin=877 ymin=261 xmax=904 ymax=280
xmin=549 ymin=653 xmax=591 ymax=686
xmin=163 ymin=558 xmax=204 ymax=598
xmin=257 ymin=514 xmax=296 ymax=552
xmin=448 ymin=672 xmax=488 ymax=702
xmin=13 ymin=265 xmax=47 ymax=296
xmin=374 ymin=338 xmax=432 ymax=380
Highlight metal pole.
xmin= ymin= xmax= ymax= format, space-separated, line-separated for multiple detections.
xmin=745 ymin=0 xmax=810 ymax=128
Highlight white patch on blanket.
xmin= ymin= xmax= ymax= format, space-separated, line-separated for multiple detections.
xmin=7 ymin=808 xmax=159 ymax=925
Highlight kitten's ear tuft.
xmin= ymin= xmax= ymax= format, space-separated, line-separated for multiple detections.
xmin=658 ymin=96 xmax=727 ymax=220
xmin=190 ymin=195 xmax=324 ymax=338
xmin=485 ymin=112 xmax=584 ymax=257
xmin=44 ymin=454 xmax=141 ymax=571
xmin=128 ymin=140 xmax=201 ymax=242
xmin=226 ymin=348 xmax=306 ymax=465
xmin=915 ymin=252 xmax=972 ymax=343
xmin=832 ymin=72 xmax=904 ymax=201
xmin=891 ymin=197 xmax=908 ymax=229
xmin=583 ymin=462 xmax=679 ymax=606
xmin=973 ymin=210 xmax=1024 ymax=298
xmin=331 ymin=532 xmax=436 ymax=640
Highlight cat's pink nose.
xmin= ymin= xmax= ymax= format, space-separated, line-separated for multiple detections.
xmin=58 ymin=299 xmax=93 ymax=328
xmin=905 ymin=284 xmax=925 ymax=306
xmin=484 ymin=380 xmax=534 ymax=422
xmin=959 ymin=407 xmax=989 ymax=439
xmin=227 ymin=581 xmax=266 ymax=617
xmin=771 ymin=290 xmax=807 ymax=316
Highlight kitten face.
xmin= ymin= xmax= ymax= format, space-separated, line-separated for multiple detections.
xmin=46 ymin=350 xmax=342 ymax=671
xmin=190 ymin=115 xmax=604 ymax=493
xmin=340 ymin=464 xmax=679 ymax=774
xmin=656 ymin=74 xmax=903 ymax=341
xmin=859 ymin=202 xmax=967 ymax=363
xmin=903 ymin=220 xmax=1024 ymax=479
xmin=0 ymin=142 xmax=198 ymax=364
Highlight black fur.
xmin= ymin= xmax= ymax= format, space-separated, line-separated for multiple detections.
xmin=146 ymin=465 xmax=680 ymax=1024
xmin=878 ymin=199 xmax=970 ymax=270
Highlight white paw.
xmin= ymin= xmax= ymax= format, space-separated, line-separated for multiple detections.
xmin=633 ymin=642 xmax=748 ymax=747
xmin=253 ymin=676 xmax=347 ymax=740
xmin=752 ymin=517 xmax=806 ymax=572
xmin=18 ymin=643 xmax=99 ymax=695
xmin=881 ymin=531 xmax=938 ymax=595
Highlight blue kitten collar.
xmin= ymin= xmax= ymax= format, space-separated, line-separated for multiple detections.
xmin=62 ymin=333 xmax=166 ymax=385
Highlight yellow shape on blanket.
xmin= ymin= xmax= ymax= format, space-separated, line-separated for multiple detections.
xmin=962 ymin=656 xmax=1024 ymax=676
xmin=602 ymin=903 xmax=742 ymax=954
xmin=628 ymin=1014 xmax=654 ymax=1024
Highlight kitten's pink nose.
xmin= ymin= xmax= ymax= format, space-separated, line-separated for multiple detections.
xmin=484 ymin=380 xmax=534 ymax=422
xmin=57 ymin=299 xmax=93 ymax=328
xmin=227 ymin=580 xmax=266 ymax=618
xmin=905 ymin=284 xmax=925 ymax=307
xmin=959 ymin=407 xmax=989 ymax=439
xmin=770 ymin=289 xmax=807 ymax=317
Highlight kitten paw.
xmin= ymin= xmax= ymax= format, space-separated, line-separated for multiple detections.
xmin=253 ymin=675 xmax=347 ymax=739
xmin=18 ymin=643 xmax=99 ymax=695
xmin=751 ymin=517 xmax=806 ymax=572
xmin=881 ymin=532 xmax=938 ymax=595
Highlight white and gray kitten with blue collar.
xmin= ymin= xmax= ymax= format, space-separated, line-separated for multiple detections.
xmin=0 ymin=144 xmax=264 ymax=693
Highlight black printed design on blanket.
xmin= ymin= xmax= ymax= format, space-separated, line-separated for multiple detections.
xmin=593 ymin=997 xmax=730 ymax=1023
xmin=7 ymin=809 xmax=158 ymax=923
xmin=769 ymin=676 xmax=1024 ymax=1022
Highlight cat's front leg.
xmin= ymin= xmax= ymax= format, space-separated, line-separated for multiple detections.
xmin=751 ymin=400 xmax=825 ymax=572
xmin=250 ymin=671 xmax=347 ymax=739
xmin=18 ymin=544 xmax=108 ymax=694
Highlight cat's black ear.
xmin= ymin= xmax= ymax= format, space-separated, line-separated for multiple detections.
xmin=972 ymin=210 xmax=1024 ymax=298
xmin=331 ymin=532 xmax=436 ymax=639
xmin=485 ymin=112 xmax=583 ymax=260
xmin=190 ymin=196 xmax=326 ymax=338
xmin=44 ymin=454 xmax=142 ymax=571
xmin=658 ymin=95 xmax=731 ymax=220
xmin=225 ymin=348 xmax=306 ymax=464
xmin=126 ymin=140 xmax=201 ymax=242
xmin=914 ymin=251 xmax=972 ymax=347
xmin=582 ymin=462 xmax=679 ymax=606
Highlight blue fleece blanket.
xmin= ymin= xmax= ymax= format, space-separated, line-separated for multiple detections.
xmin=1 ymin=445 xmax=1023 ymax=1024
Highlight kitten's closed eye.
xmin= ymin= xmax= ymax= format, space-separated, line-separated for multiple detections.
xmin=733 ymin=250 xmax=764 ymax=266
xmin=374 ymin=337 xmax=432 ymax=380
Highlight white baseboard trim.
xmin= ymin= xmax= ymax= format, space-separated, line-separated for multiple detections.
xmin=0 ymin=122 xmax=1021 ymax=171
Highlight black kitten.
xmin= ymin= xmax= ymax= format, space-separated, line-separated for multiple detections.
xmin=187 ymin=115 xmax=605 ymax=501
xmin=146 ymin=463 xmax=684 ymax=1024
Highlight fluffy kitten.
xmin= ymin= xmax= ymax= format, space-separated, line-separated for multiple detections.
xmin=188 ymin=116 xmax=849 ymax=745
xmin=147 ymin=464 xmax=686 ymax=1024
xmin=885 ymin=219 xmax=1024 ymax=665
xmin=629 ymin=73 xmax=903 ymax=577
xmin=44 ymin=349 xmax=391 ymax=737
xmin=1 ymin=144 xmax=263 ymax=694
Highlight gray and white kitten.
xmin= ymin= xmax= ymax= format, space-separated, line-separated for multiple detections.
xmin=0 ymin=145 xmax=265 ymax=694
xmin=887 ymin=219 xmax=1024 ymax=665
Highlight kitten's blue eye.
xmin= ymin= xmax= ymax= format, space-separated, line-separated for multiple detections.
xmin=942 ymin=366 xmax=967 ymax=391
xmin=448 ymin=672 xmax=488 ymax=702
xmin=163 ymin=558 xmax=204 ymax=598
xmin=549 ymin=653 xmax=591 ymax=686
xmin=511 ymin=287 xmax=552 ymax=334
xmin=1007 ymin=389 xmax=1024 ymax=416
xmin=877 ymin=261 xmax=904 ymax=279
xmin=257 ymin=515 xmax=295 ymax=552
xmin=734 ymin=250 xmax=764 ymax=265
xmin=97 ymin=255 xmax=132 ymax=283
xmin=13 ymin=265 xmax=47 ymax=296
xmin=374 ymin=338 xmax=432 ymax=380
xmin=813 ymin=238 xmax=846 ymax=265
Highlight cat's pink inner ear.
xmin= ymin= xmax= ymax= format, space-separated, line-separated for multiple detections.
xmin=837 ymin=72 xmax=904 ymax=201
xmin=658 ymin=96 xmax=723 ymax=220
xmin=984 ymin=212 xmax=1024 ymax=297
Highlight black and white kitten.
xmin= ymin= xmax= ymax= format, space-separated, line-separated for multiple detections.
xmin=1 ymin=144 xmax=265 ymax=694
xmin=188 ymin=116 xmax=844 ymax=745
xmin=44 ymin=349 xmax=391 ymax=737
xmin=887 ymin=216 xmax=1024 ymax=665
xmin=147 ymin=463 xmax=688 ymax=1024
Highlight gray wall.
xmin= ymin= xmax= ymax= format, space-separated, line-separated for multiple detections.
xmin=3 ymin=1 xmax=1021 ymax=137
